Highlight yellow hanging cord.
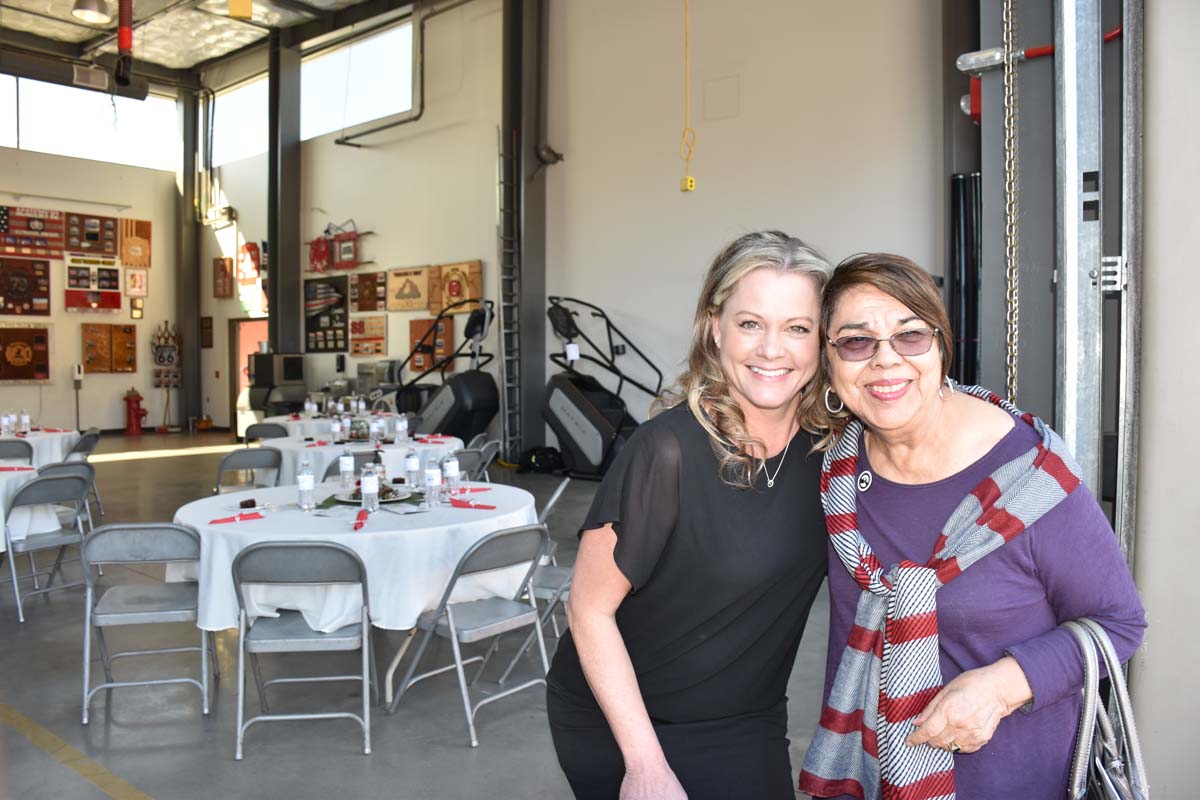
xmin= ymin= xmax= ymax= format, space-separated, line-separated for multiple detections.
xmin=679 ymin=0 xmax=696 ymax=191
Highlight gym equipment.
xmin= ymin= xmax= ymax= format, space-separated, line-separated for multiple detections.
xmin=393 ymin=299 xmax=500 ymax=443
xmin=542 ymin=296 xmax=662 ymax=480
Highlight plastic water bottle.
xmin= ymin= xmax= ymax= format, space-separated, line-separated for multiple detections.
xmin=423 ymin=466 xmax=442 ymax=508
xmin=1 ymin=410 xmax=12 ymax=436
xmin=330 ymin=419 xmax=343 ymax=440
xmin=341 ymin=415 xmax=352 ymax=438
xmin=443 ymin=455 xmax=461 ymax=497
xmin=369 ymin=419 xmax=382 ymax=446
xmin=297 ymin=459 xmax=316 ymax=512
xmin=18 ymin=409 xmax=30 ymax=434
xmin=339 ymin=449 xmax=355 ymax=491
xmin=358 ymin=398 xmax=367 ymax=415
xmin=404 ymin=450 xmax=421 ymax=489
xmin=361 ymin=464 xmax=380 ymax=513
xmin=396 ymin=414 xmax=409 ymax=441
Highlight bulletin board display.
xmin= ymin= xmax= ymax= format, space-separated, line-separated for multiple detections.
xmin=386 ymin=267 xmax=428 ymax=311
xmin=349 ymin=271 xmax=388 ymax=312
xmin=65 ymin=254 xmax=122 ymax=311
xmin=0 ymin=324 xmax=51 ymax=383
xmin=1 ymin=207 xmax=65 ymax=259
xmin=81 ymin=323 xmax=112 ymax=373
xmin=409 ymin=317 xmax=455 ymax=373
xmin=0 ymin=258 xmax=51 ymax=316
xmin=65 ymin=213 xmax=118 ymax=256
xmin=304 ymin=275 xmax=348 ymax=353
xmin=119 ymin=219 xmax=152 ymax=267
xmin=350 ymin=315 xmax=387 ymax=356
xmin=428 ymin=260 xmax=483 ymax=315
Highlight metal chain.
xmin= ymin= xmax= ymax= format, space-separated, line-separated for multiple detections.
xmin=1002 ymin=0 xmax=1021 ymax=403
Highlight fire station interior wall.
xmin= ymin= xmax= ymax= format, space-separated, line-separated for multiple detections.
xmin=0 ymin=147 xmax=179 ymax=431
xmin=198 ymin=0 xmax=504 ymax=428
xmin=543 ymin=0 xmax=945 ymax=422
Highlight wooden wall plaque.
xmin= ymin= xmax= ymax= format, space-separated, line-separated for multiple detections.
xmin=409 ymin=317 xmax=454 ymax=373
xmin=0 ymin=325 xmax=50 ymax=382
xmin=82 ymin=323 xmax=112 ymax=373
xmin=111 ymin=324 xmax=137 ymax=372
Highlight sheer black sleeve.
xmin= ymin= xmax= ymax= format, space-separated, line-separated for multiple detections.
xmin=579 ymin=423 xmax=682 ymax=592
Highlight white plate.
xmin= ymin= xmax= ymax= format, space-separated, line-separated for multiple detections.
xmin=332 ymin=489 xmax=412 ymax=505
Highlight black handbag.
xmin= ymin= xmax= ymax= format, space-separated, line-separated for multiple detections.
xmin=1064 ymin=619 xmax=1150 ymax=800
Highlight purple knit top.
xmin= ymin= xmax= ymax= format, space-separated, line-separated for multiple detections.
xmin=813 ymin=421 xmax=1146 ymax=800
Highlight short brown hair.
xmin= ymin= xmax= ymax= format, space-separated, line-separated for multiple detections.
xmin=821 ymin=253 xmax=954 ymax=382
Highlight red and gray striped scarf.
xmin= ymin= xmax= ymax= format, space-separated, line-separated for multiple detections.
xmin=798 ymin=384 xmax=1083 ymax=800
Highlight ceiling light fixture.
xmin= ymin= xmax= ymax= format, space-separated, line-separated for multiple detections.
xmin=71 ymin=0 xmax=112 ymax=25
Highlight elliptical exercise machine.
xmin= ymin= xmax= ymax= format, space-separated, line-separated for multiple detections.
xmin=391 ymin=298 xmax=499 ymax=443
xmin=542 ymin=296 xmax=662 ymax=479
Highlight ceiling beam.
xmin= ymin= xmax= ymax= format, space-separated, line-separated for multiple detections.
xmin=93 ymin=52 xmax=201 ymax=88
xmin=266 ymin=0 xmax=329 ymax=20
xmin=193 ymin=5 xmax=273 ymax=31
xmin=0 ymin=28 xmax=84 ymax=59
xmin=189 ymin=34 xmax=266 ymax=76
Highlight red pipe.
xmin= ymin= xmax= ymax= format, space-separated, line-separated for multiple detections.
xmin=118 ymin=0 xmax=133 ymax=54
xmin=1024 ymin=24 xmax=1122 ymax=61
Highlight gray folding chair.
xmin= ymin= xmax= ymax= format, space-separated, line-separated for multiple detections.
xmin=39 ymin=461 xmax=98 ymax=532
xmin=0 ymin=440 xmax=34 ymax=464
xmin=232 ymin=541 xmax=373 ymax=760
xmin=476 ymin=440 xmax=500 ymax=482
xmin=244 ymin=423 xmax=289 ymax=443
xmin=453 ymin=448 xmax=486 ymax=482
xmin=215 ymin=447 xmax=282 ymax=494
xmin=80 ymin=523 xmax=218 ymax=725
xmin=386 ymin=524 xmax=551 ymax=747
xmin=3 ymin=474 xmax=89 ymax=623
xmin=465 ymin=433 xmax=487 ymax=451
xmin=64 ymin=429 xmax=104 ymax=516
xmin=320 ymin=451 xmax=377 ymax=482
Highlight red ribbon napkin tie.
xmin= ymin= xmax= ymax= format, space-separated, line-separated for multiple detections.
xmin=306 ymin=441 xmax=330 ymax=447
xmin=353 ymin=509 xmax=369 ymax=531
xmin=448 ymin=497 xmax=496 ymax=510
xmin=0 ymin=466 xmax=35 ymax=472
xmin=209 ymin=512 xmax=265 ymax=524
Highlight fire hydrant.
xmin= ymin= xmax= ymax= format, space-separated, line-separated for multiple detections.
xmin=123 ymin=388 xmax=148 ymax=435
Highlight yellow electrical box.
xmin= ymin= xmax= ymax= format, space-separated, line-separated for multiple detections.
xmin=229 ymin=0 xmax=252 ymax=19
xmin=680 ymin=176 xmax=696 ymax=192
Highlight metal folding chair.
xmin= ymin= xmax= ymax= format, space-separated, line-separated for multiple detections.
xmin=244 ymin=423 xmax=289 ymax=443
xmin=320 ymin=451 xmax=377 ymax=482
xmin=80 ymin=523 xmax=218 ymax=724
xmin=39 ymin=461 xmax=98 ymax=532
xmin=0 ymin=440 xmax=34 ymax=464
xmin=386 ymin=524 xmax=551 ymax=747
xmin=215 ymin=447 xmax=282 ymax=494
xmin=232 ymin=541 xmax=374 ymax=760
xmin=64 ymin=429 xmax=104 ymax=516
xmin=465 ymin=433 xmax=487 ymax=451
xmin=452 ymin=448 xmax=486 ymax=482
xmin=3 ymin=474 xmax=89 ymax=623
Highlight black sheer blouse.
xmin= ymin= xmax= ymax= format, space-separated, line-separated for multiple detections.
xmin=547 ymin=404 xmax=827 ymax=724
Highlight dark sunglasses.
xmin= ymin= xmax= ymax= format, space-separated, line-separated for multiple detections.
xmin=827 ymin=328 xmax=939 ymax=362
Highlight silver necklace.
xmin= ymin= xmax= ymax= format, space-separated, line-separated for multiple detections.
xmin=763 ymin=428 xmax=795 ymax=488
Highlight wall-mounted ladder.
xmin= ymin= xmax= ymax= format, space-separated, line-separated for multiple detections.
xmin=496 ymin=126 xmax=523 ymax=461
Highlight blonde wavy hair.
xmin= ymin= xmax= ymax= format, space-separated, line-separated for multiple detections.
xmin=656 ymin=230 xmax=834 ymax=488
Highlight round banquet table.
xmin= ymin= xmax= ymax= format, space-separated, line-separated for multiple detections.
xmin=263 ymin=413 xmax=404 ymax=439
xmin=270 ymin=435 xmax=463 ymax=485
xmin=173 ymin=482 xmax=537 ymax=632
xmin=1 ymin=429 xmax=81 ymax=468
xmin=0 ymin=465 xmax=65 ymax=553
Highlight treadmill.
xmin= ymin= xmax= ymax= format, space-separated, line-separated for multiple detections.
xmin=543 ymin=296 xmax=663 ymax=479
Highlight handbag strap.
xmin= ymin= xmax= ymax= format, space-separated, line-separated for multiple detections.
xmin=1065 ymin=618 xmax=1151 ymax=800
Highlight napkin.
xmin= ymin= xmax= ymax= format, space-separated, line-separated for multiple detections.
xmin=41 ymin=428 xmax=70 ymax=433
xmin=209 ymin=512 xmax=265 ymax=524
xmin=306 ymin=441 xmax=330 ymax=447
xmin=418 ymin=436 xmax=450 ymax=444
xmin=0 ymin=466 xmax=35 ymax=472
xmin=290 ymin=414 xmax=302 ymax=420
xmin=353 ymin=509 xmax=369 ymax=531
xmin=449 ymin=497 xmax=496 ymax=510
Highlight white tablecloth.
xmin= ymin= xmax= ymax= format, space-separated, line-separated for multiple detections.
xmin=1 ymin=430 xmax=81 ymax=468
xmin=172 ymin=482 xmax=537 ymax=632
xmin=0 ymin=466 xmax=65 ymax=553
xmin=270 ymin=435 xmax=463 ymax=485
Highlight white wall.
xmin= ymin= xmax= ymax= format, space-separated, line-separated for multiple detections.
xmin=198 ymin=0 xmax=503 ymax=428
xmin=0 ymin=147 xmax=179 ymax=431
xmin=1128 ymin=0 xmax=1200 ymax=792
xmin=546 ymin=0 xmax=944 ymax=420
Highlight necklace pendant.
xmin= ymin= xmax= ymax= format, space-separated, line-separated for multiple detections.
xmin=767 ymin=478 xmax=774 ymax=488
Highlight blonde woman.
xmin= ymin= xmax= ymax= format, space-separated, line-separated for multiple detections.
xmin=547 ymin=231 xmax=833 ymax=799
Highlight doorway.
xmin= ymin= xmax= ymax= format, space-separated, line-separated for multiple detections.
xmin=228 ymin=318 xmax=269 ymax=439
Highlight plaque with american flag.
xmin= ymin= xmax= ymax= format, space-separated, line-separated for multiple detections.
xmin=0 ymin=206 xmax=66 ymax=260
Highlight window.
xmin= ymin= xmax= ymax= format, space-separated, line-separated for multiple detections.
xmin=209 ymin=21 xmax=415 ymax=166
xmin=212 ymin=77 xmax=269 ymax=167
xmin=0 ymin=74 xmax=15 ymax=148
xmin=300 ymin=22 xmax=414 ymax=141
xmin=15 ymin=79 xmax=180 ymax=171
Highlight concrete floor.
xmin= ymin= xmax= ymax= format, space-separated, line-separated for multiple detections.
xmin=0 ymin=432 xmax=829 ymax=799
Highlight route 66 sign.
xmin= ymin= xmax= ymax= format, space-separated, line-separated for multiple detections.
xmin=153 ymin=345 xmax=178 ymax=367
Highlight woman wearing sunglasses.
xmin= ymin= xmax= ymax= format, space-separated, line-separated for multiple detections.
xmin=798 ymin=253 xmax=1145 ymax=799
xmin=546 ymin=231 xmax=833 ymax=799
